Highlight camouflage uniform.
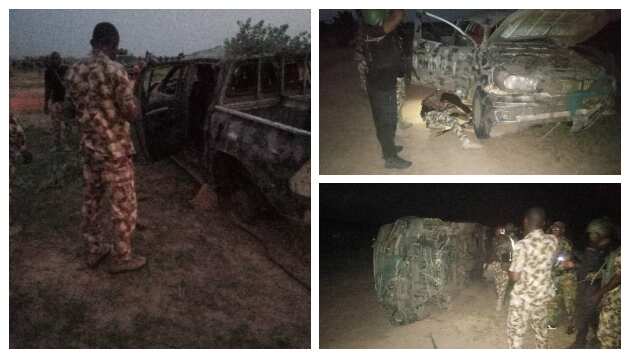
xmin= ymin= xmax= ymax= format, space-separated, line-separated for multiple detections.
xmin=66 ymin=50 xmax=138 ymax=259
xmin=507 ymin=229 xmax=558 ymax=348
xmin=597 ymin=248 xmax=620 ymax=348
xmin=547 ymin=236 xmax=577 ymax=327
xmin=485 ymin=234 xmax=513 ymax=311
xmin=9 ymin=113 xmax=28 ymax=207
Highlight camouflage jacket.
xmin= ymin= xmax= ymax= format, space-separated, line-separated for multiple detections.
xmin=552 ymin=236 xmax=574 ymax=277
xmin=9 ymin=113 xmax=27 ymax=164
xmin=509 ymin=229 xmax=558 ymax=303
xmin=65 ymin=50 xmax=136 ymax=161
xmin=600 ymin=247 xmax=621 ymax=287
xmin=495 ymin=236 xmax=514 ymax=264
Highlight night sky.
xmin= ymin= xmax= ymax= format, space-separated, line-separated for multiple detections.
xmin=320 ymin=184 xmax=620 ymax=251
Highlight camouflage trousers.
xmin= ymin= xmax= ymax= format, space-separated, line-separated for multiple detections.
xmin=547 ymin=271 xmax=577 ymax=326
xmin=485 ymin=261 xmax=509 ymax=311
xmin=82 ymin=155 xmax=137 ymax=259
xmin=507 ymin=296 xmax=551 ymax=348
xmin=49 ymin=101 xmax=66 ymax=147
xmin=597 ymin=286 xmax=621 ymax=348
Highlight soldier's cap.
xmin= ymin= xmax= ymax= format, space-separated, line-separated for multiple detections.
xmin=92 ymin=22 xmax=119 ymax=46
xmin=550 ymin=221 xmax=566 ymax=231
xmin=49 ymin=51 xmax=61 ymax=60
xmin=586 ymin=218 xmax=614 ymax=238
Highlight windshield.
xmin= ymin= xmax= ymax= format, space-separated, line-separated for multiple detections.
xmin=488 ymin=9 xmax=615 ymax=47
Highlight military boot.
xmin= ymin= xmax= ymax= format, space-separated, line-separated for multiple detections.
xmin=384 ymin=155 xmax=412 ymax=169
xmin=109 ymin=254 xmax=147 ymax=274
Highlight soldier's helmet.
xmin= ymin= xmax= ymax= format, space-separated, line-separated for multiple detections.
xmin=361 ymin=9 xmax=388 ymax=26
xmin=586 ymin=218 xmax=614 ymax=238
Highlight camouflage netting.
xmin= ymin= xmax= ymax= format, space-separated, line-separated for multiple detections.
xmin=373 ymin=217 xmax=490 ymax=325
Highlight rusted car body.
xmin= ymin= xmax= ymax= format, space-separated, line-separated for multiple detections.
xmin=412 ymin=10 xmax=617 ymax=138
xmin=135 ymin=47 xmax=310 ymax=223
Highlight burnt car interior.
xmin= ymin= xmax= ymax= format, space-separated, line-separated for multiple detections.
xmin=137 ymin=54 xmax=310 ymax=160
xmin=223 ymin=56 xmax=311 ymax=132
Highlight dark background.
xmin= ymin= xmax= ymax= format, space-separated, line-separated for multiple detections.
xmin=320 ymin=184 xmax=620 ymax=257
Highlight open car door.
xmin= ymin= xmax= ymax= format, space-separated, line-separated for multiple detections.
xmin=135 ymin=63 xmax=189 ymax=161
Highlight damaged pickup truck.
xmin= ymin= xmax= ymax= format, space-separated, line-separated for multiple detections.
xmin=412 ymin=10 xmax=617 ymax=138
xmin=134 ymin=47 xmax=310 ymax=223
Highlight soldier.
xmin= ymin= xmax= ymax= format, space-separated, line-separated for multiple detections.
xmin=595 ymin=245 xmax=620 ymax=349
xmin=9 ymin=113 xmax=33 ymax=236
xmin=568 ymin=218 xmax=614 ymax=348
xmin=583 ymin=218 xmax=620 ymax=348
xmin=359 ymin=9 xmax=411 ymax=169
xmin=484 ymin=223 xmax=516 ymax=311
xmin=507 ymin=207 xmax=558 ymax=349
xmin=44 ymin=51 xmax=69 ymax=149
xmin=65 ymin=22 xmax=146 ymax=273
xmin=547 ymin=221 xmax=577 ymax=333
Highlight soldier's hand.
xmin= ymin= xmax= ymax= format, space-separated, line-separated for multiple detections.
xmin=22 ymin=150 xmax=33 ymax=164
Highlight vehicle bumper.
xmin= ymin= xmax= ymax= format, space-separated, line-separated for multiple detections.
xmin=486 ymin=91 xmax=612 ymax=131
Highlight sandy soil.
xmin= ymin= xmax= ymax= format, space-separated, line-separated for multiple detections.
xmin=9 ymin=73 xmax=310 ymax=348
xmin=320 ymin=247 xmax=577 ymax=349
xmin=319 ymin=48 xmax=620 ymax=175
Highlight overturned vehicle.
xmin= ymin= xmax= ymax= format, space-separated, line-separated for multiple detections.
xmin=373 ymin=217 xmax=490 ymax=325
xmin=412 ymin=10 xmax=617 ymax=138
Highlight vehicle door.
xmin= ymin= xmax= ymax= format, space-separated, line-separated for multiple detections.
xmin=412 ymin=12 xmax=479 ymax=99
xmin=135 ymin=63 xmax=189 ymax=161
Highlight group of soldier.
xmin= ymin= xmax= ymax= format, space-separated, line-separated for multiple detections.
xmin=10 ymin=22 xmax=146 ymax=273
xmin=484 ymin=209 xmax=620 ymax=348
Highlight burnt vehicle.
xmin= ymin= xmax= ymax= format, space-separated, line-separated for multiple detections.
xmin=135 ymin=47 xmax=310 ymax=223
xmin=412 ymin=10 xmax=617 ymax=138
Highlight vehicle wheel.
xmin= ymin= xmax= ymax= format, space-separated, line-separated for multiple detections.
xmin=216 ymin=162 xmax=269 ymax=224
xmin=473 ymin=88 xmax=493 ymax=139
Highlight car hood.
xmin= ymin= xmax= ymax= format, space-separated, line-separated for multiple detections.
xmin=487 ymin=9 xmax=615 ymax=47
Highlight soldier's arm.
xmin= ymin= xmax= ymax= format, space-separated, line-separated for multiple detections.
xmin=113 ymin=66 xmax=138 ymax=121
xmin=508 ymin=241 xmax=525 ymax=282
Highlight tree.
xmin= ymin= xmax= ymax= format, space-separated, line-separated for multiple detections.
xmin=224 ymin=18 xmax=310 ymax=57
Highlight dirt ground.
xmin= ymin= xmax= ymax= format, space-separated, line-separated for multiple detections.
xmin=319 ymin=48 xmax=620 ymax=175
xmin=320 ymin=247 xmax=578 ymax=349
xmin=9 ymin=72 xmax=310 ymax=348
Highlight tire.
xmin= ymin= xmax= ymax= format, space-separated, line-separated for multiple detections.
xmin=472 ymin=88 xmax=493 ymax=139
xmin=215 ymin=159 xmax=269 ymax=224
